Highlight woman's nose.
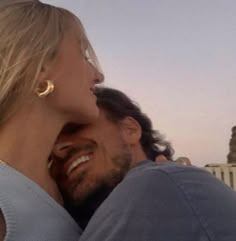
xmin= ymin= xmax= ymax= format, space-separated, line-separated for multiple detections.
xmin=96 ymin=71 xmax=104 ymax=84
xmin=93 ymin=68 xmax=104 ymax=85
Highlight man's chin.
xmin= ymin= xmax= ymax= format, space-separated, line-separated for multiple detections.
xmin=62 ymin=186 xmax=94 ymax=207
xmin=64 ymin=184 xmax=115 ymax=229
xmin=64 ymin=192 xmax=86 ymax=207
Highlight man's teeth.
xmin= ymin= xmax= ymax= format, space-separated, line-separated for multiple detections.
xmin=67 ymin=155 xmax=90 ymax=176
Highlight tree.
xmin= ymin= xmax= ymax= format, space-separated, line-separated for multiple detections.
xmin=227 ymin=126 xmax=236 ymax=163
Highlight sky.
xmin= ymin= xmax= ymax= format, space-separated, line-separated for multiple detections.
xmin=44 ymin=0 xmax=236 ymax=166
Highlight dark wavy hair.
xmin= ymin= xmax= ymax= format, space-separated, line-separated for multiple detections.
xmin=95 ymin=87 xmax=174 ymax=160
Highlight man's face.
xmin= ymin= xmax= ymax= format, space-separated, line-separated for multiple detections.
xmin=50 ymin=111 xmax=132 ymax=206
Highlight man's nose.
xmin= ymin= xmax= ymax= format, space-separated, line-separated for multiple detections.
xmin=53 ymin=142 xmax=73 ymax=159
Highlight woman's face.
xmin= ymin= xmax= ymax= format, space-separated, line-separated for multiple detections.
xmin=46 ymin=21 xmax=104 ymax=124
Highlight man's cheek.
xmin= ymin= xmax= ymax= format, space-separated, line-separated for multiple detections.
xmin=99 ymin=143 xmax=112 ymax=163
xmin=50 ymin=163 xmax=61 ymax=180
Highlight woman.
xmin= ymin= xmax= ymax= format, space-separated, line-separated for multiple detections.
xmin=0 ymin=0 xmax=103 ymax=240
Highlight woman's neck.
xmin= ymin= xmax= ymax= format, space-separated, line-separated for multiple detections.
xmin=0 ymin=107 xmax=65 ymax=204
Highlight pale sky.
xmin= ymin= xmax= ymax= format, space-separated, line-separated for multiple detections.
xmin=44 ymin=0 xmax=236 ymax=166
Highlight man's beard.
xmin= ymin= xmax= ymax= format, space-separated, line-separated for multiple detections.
xmin=63 ymin=144 xmax=132 ymax=229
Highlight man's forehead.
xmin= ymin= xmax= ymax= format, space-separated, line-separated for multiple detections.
xmin=59 ymin=111 xmax=111 ymax=136
xmin=59 ymin=122 xmax=99 ymax=137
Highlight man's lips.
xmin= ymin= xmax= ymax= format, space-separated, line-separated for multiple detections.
xmin=66 ymin=155 xmax=90 ymax=176
xmin=63 ymin=152 xmax=92 ymax=177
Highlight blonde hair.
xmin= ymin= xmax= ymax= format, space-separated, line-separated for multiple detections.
xmin=0 ymin=0 xmax=100 ymax=125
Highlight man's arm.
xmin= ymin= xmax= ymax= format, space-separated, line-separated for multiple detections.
xmin=0 ymin=210 xmax=6 ymax=241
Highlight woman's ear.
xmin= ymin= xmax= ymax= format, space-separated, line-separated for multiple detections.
xmin=35 ymin=65 xmax=55 ymax=98
xmin=120 ymin=117 xmax=142 ymax=145
xmin=36 ymin=62 xmax=54 ymax=85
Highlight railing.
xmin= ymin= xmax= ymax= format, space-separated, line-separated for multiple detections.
xmin=204 ymin=164 xmax=236 ymax=191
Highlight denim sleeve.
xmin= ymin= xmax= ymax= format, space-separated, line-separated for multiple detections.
xmin=79 ymin=168 xmax=214 ymax=241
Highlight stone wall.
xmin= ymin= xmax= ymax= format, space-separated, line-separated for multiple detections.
xmin=227 ymin=126 xmax=236 ymax=163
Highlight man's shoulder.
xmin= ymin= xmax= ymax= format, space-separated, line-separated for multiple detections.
xmin=81 ymin=161 xmax=236 ymax=241
xmin=109 ymin=160 xmax=204 ymax=202
xmin=117 ymin=160 xmax=221 ymax=200
xmin=125 ymin=160 xmax=207 ymax=182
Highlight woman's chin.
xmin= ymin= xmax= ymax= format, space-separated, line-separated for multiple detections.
xmin=70 ymin=106 xmax=99 ymax=124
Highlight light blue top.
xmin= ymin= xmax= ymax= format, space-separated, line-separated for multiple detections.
xmin=0 ymin=164 xmax=81 ymax=241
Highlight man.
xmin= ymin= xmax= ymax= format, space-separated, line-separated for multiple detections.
xmin=51 ymin=87 xmax=236 ymax=241
xmin=51 ymin=87 xmax=173 ymax=229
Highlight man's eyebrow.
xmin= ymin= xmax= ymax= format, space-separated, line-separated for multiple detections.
xmin=61 ymin=123 xmax=82 ymax=135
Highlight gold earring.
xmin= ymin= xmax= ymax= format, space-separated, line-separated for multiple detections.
xmin=35 ymin=80 xmax=54 ymax=98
